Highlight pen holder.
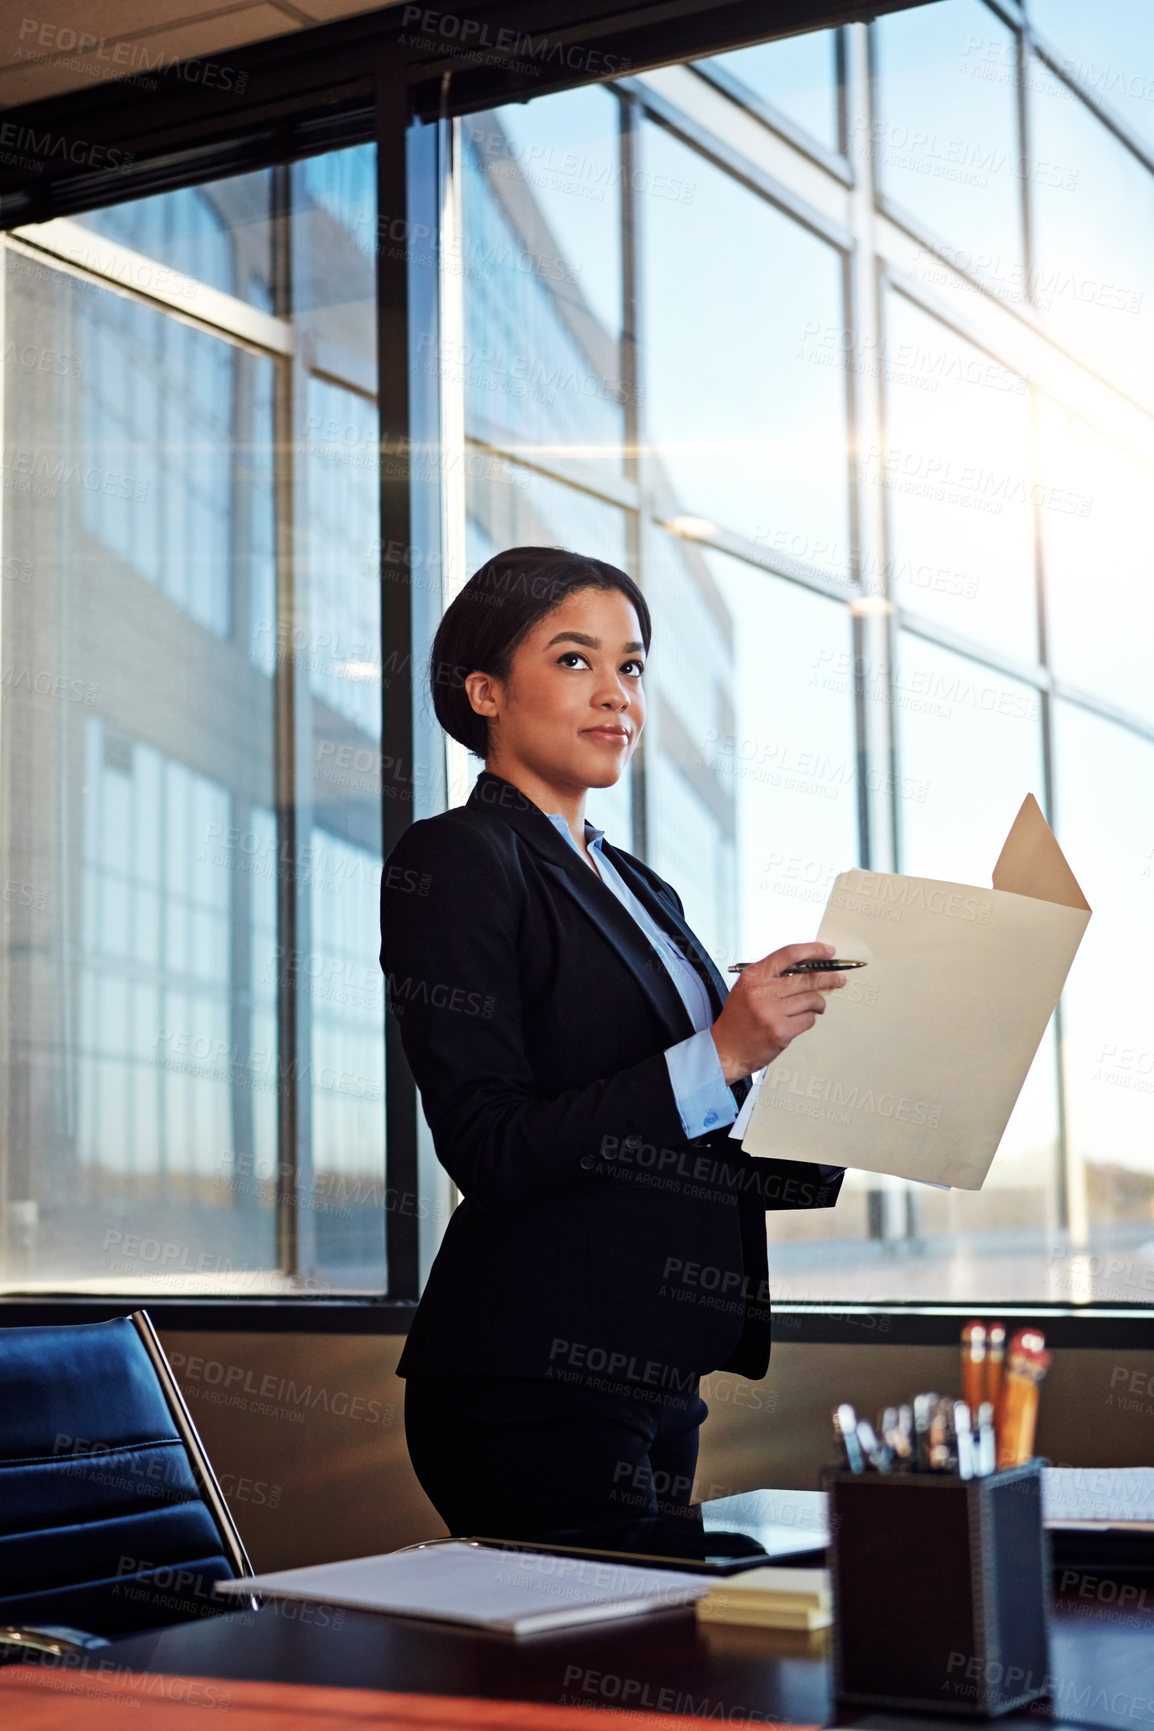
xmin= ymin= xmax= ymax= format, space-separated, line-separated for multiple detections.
xmin=823 ymin=1459 xmax=1051 ymax=1717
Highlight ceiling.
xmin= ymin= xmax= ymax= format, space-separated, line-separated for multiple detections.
xmin=0 ymin=0 xmax=406 ymax=110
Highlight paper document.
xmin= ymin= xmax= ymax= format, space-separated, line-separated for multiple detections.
xmin=703 ymin=1474 xmax=1153 ymax=1538
xmin=738 ymin=794 xmax=1091 ymax=1190
xmin=216 ymin=1540 xmax=715 ymax=1635
xmin=1043 ymin=1467 xmax=1154 ymax=1529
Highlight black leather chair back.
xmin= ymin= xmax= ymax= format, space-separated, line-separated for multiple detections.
xmin=0 ymin=1312 xmax=251 ymax=1636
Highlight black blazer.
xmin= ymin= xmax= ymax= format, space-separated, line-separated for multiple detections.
xmin=380 ymin=770 xmax=843 ymax=1387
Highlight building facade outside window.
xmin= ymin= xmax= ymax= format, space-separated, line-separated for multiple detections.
xmin=0 ymin=149 xmax=386 ymax=1294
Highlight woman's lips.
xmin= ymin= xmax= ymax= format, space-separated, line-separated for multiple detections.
xmin=582 ymin=728 xmax=630 ymax=744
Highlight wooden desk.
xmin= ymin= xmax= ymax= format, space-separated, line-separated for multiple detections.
xmin=71 ymin=1577 xmax=1154 ymax=1730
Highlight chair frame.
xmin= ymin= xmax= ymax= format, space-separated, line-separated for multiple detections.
xmin=129 ymin=1309 xmax=254 ymax=1586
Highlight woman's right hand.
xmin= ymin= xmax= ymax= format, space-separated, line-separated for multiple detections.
xmin=709 ymin=941 xmax=848 ymax=1085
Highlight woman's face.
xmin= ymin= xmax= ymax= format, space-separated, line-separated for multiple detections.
xmin=468 ymin=586 xmax=646 ymax=792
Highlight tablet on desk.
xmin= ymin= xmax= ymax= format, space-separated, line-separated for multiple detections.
xmin=466 ymin=1489 xmax=830 ymax=1577
xmin=466 ymin=1531 xmax=769 ymax=1577
xmin=699 ymin=1488 xmax=830 ymax=1563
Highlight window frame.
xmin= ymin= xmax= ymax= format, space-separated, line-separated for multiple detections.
xmin=0 ymin=0 xmax=1149 ymax=1341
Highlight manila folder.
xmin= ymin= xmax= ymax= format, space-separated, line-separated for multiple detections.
xmin=739 ymin=794 xmax=1091 ymax=1189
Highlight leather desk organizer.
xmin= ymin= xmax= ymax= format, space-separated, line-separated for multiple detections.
xmin=822 ymin=1459 xmax=1051 ymax=1717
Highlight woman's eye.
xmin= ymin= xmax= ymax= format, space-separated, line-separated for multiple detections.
xmin=556 ymin=652 xmax=644 ymax=674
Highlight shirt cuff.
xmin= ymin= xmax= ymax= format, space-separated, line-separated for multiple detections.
xmin=664 ymin=1029 xmax=738 ymax=1141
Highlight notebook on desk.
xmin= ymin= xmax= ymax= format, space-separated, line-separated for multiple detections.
xmin=215 ymin=1540 xmax=717 ymax=1635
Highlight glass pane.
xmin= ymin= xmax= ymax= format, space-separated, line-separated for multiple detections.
xmin=0 ymin=259 xmax=279 ymax=1290
xmin=1029 ymin=55 xmax=1154 ymax=408
xmin=462 ymin=473 xmax=633 ymax=846
xmin=897 ymin=638 xmax=1059 ymax=1297
xmin=879 ymin=291 xmax=1037 ymax=660
xmin=702 ymin=29 xmax=841 ymax=155
xmin=73 ymin=171 xmax=275 ymax=310
xmin=459 ymin=96 xmax=626 ymax=480
xmin=293 ymin=146 xmax=378 ymax=388
xmin=467 ymin=86 xmax=623 ymax=339
xmin=0 ymin=143 xmax=385 ymax=1297
xmin=293 ymin=145 xmax=385 ymax=1291
xmin=309 ymin=831 xmax=387 ymax=1284
xmin=465 ymin=457 xmax=628 ymax=571
xmin=775 ymin=635 xmax=1061 ymax=1300
xmin=74 ymin=287 xmax=235 ymax=634
xmin=1053 ymin=703 xmax=1154 ymax=1295
xmin=1036 ymin=400 xmax=1154 ymax=726
xmin=641 ymin=120 xmax=852 ymax=574
xmin=894 ymin=637 xmax=1045 ymax=885
xmin=1029 ymin=0 xmax=1154 ymax=154
xmin=639 ymin=537 xmax=859 ymax=1263
xmin=871 ymin=0 xmax=1024 ymax=289
xmin=304 ymin=378 xmax=382 ymax=737
xmin=645 ymin=534 xmax=858 ymax=976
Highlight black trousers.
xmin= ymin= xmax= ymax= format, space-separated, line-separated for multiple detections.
xmin=404 ymin=1372 xmax=709 ymax=1546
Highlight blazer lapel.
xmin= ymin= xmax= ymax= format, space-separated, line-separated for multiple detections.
xmin=598 ymin=840 xmax=728 ymax=1018
xmin=601 ymin=845 xmax=752 ymax=1112
xmin=466 ymin=772 xmax=696 ymax=1046
xmin=465 ymin=774 xmax=753 ymax=1113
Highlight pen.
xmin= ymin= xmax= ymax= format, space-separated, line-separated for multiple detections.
xmin=727 ymin=959 xmax=867 ymax=974
xmin=892 ymin=1403 xmax=914 ymax=1465
xmin=856 ymin=1418 xmax=893 ymax=1473
xmin=834 ymin=1404 xmax=864 ymax=1472
xmin=976 ymin=1400 xmax=996 ymax=1477
xmin=913 ymin=1392 xmax=937 ymax=1471
xmin=954 ymin=1401 xmax=974 ymax=1480
xmin=928 ymin=1396 xmax=955 ymax=1472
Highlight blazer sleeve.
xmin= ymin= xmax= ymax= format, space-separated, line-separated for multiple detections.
xmin=379 ymin=816 xmax=691 ymax=1213
xmin=656 ymin=876 xmax=845 ymax=1215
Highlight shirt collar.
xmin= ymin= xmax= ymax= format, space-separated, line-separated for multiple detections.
xmin=545 ymin=811 xmax=606 ymax=854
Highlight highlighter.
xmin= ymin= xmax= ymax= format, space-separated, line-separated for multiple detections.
xmin=985 ymin=1322 xmax=1006 ymax=1425
xmin=961 ymin=1321 xmax=986 ymax=1414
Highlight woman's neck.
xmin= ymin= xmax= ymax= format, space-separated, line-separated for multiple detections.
xmin=484 ymin=759 xmax=587 ymax=851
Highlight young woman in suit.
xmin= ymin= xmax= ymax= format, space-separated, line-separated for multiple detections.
xmin=380 ymin=546 xmax=845 ymax=1545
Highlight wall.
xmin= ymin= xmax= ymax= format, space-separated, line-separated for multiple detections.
xmin=155 ymin=1331 xmax=444 ymax=1571
xmin=158 ymin=1329 xmax=1154 ymax=1571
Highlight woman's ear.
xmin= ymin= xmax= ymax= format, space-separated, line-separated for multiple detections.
xmin=464 ymin=670 xmax=501 ymax=719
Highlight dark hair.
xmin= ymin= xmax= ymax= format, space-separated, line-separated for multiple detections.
xmin=429 ymin=546 xmax=651 ymax=759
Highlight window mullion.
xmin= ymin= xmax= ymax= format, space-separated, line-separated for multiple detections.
xmin=272 ymin=161 xmax=317 ymax=1285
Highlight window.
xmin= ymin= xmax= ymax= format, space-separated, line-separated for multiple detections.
xmin=640 ymin=119 xmax=852 ymax=572
xmin=3 ymin=0 xmax=1152 ymax=1322
xmin=1028 ymin=53 xmax=1154 ymax=404
xmin=1029 ymin=0 xmax=1154 ymax=155
xmin=872 ymin=0 xmax=1024 ymax=289
xmin=450 ymin=2 xmax=1154 ymax=1308
xmin=1 ymin=148 xmax=384 ymax=1296
xmin=1051 ymin=703 xmax=1154 ymax=1296
xmin=879 ymin=291 xmax=1037 ymax=661
xmin=701 ymin=30 xmax=843 ymax=158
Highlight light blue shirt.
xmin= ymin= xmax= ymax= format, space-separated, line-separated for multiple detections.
xmin=545 ymin=812 xmax=738 ymax=1141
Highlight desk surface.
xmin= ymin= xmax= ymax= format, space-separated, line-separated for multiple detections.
xmin=95 ymin=1583 xmax=1154 ymax=1730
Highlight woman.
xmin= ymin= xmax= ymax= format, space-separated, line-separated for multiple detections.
xmin=379 ymin=546 xmax=845 ymax=1545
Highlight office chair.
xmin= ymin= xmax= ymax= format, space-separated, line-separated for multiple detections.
xmin=0 ymin=1309 xmax=253 ymax=1642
